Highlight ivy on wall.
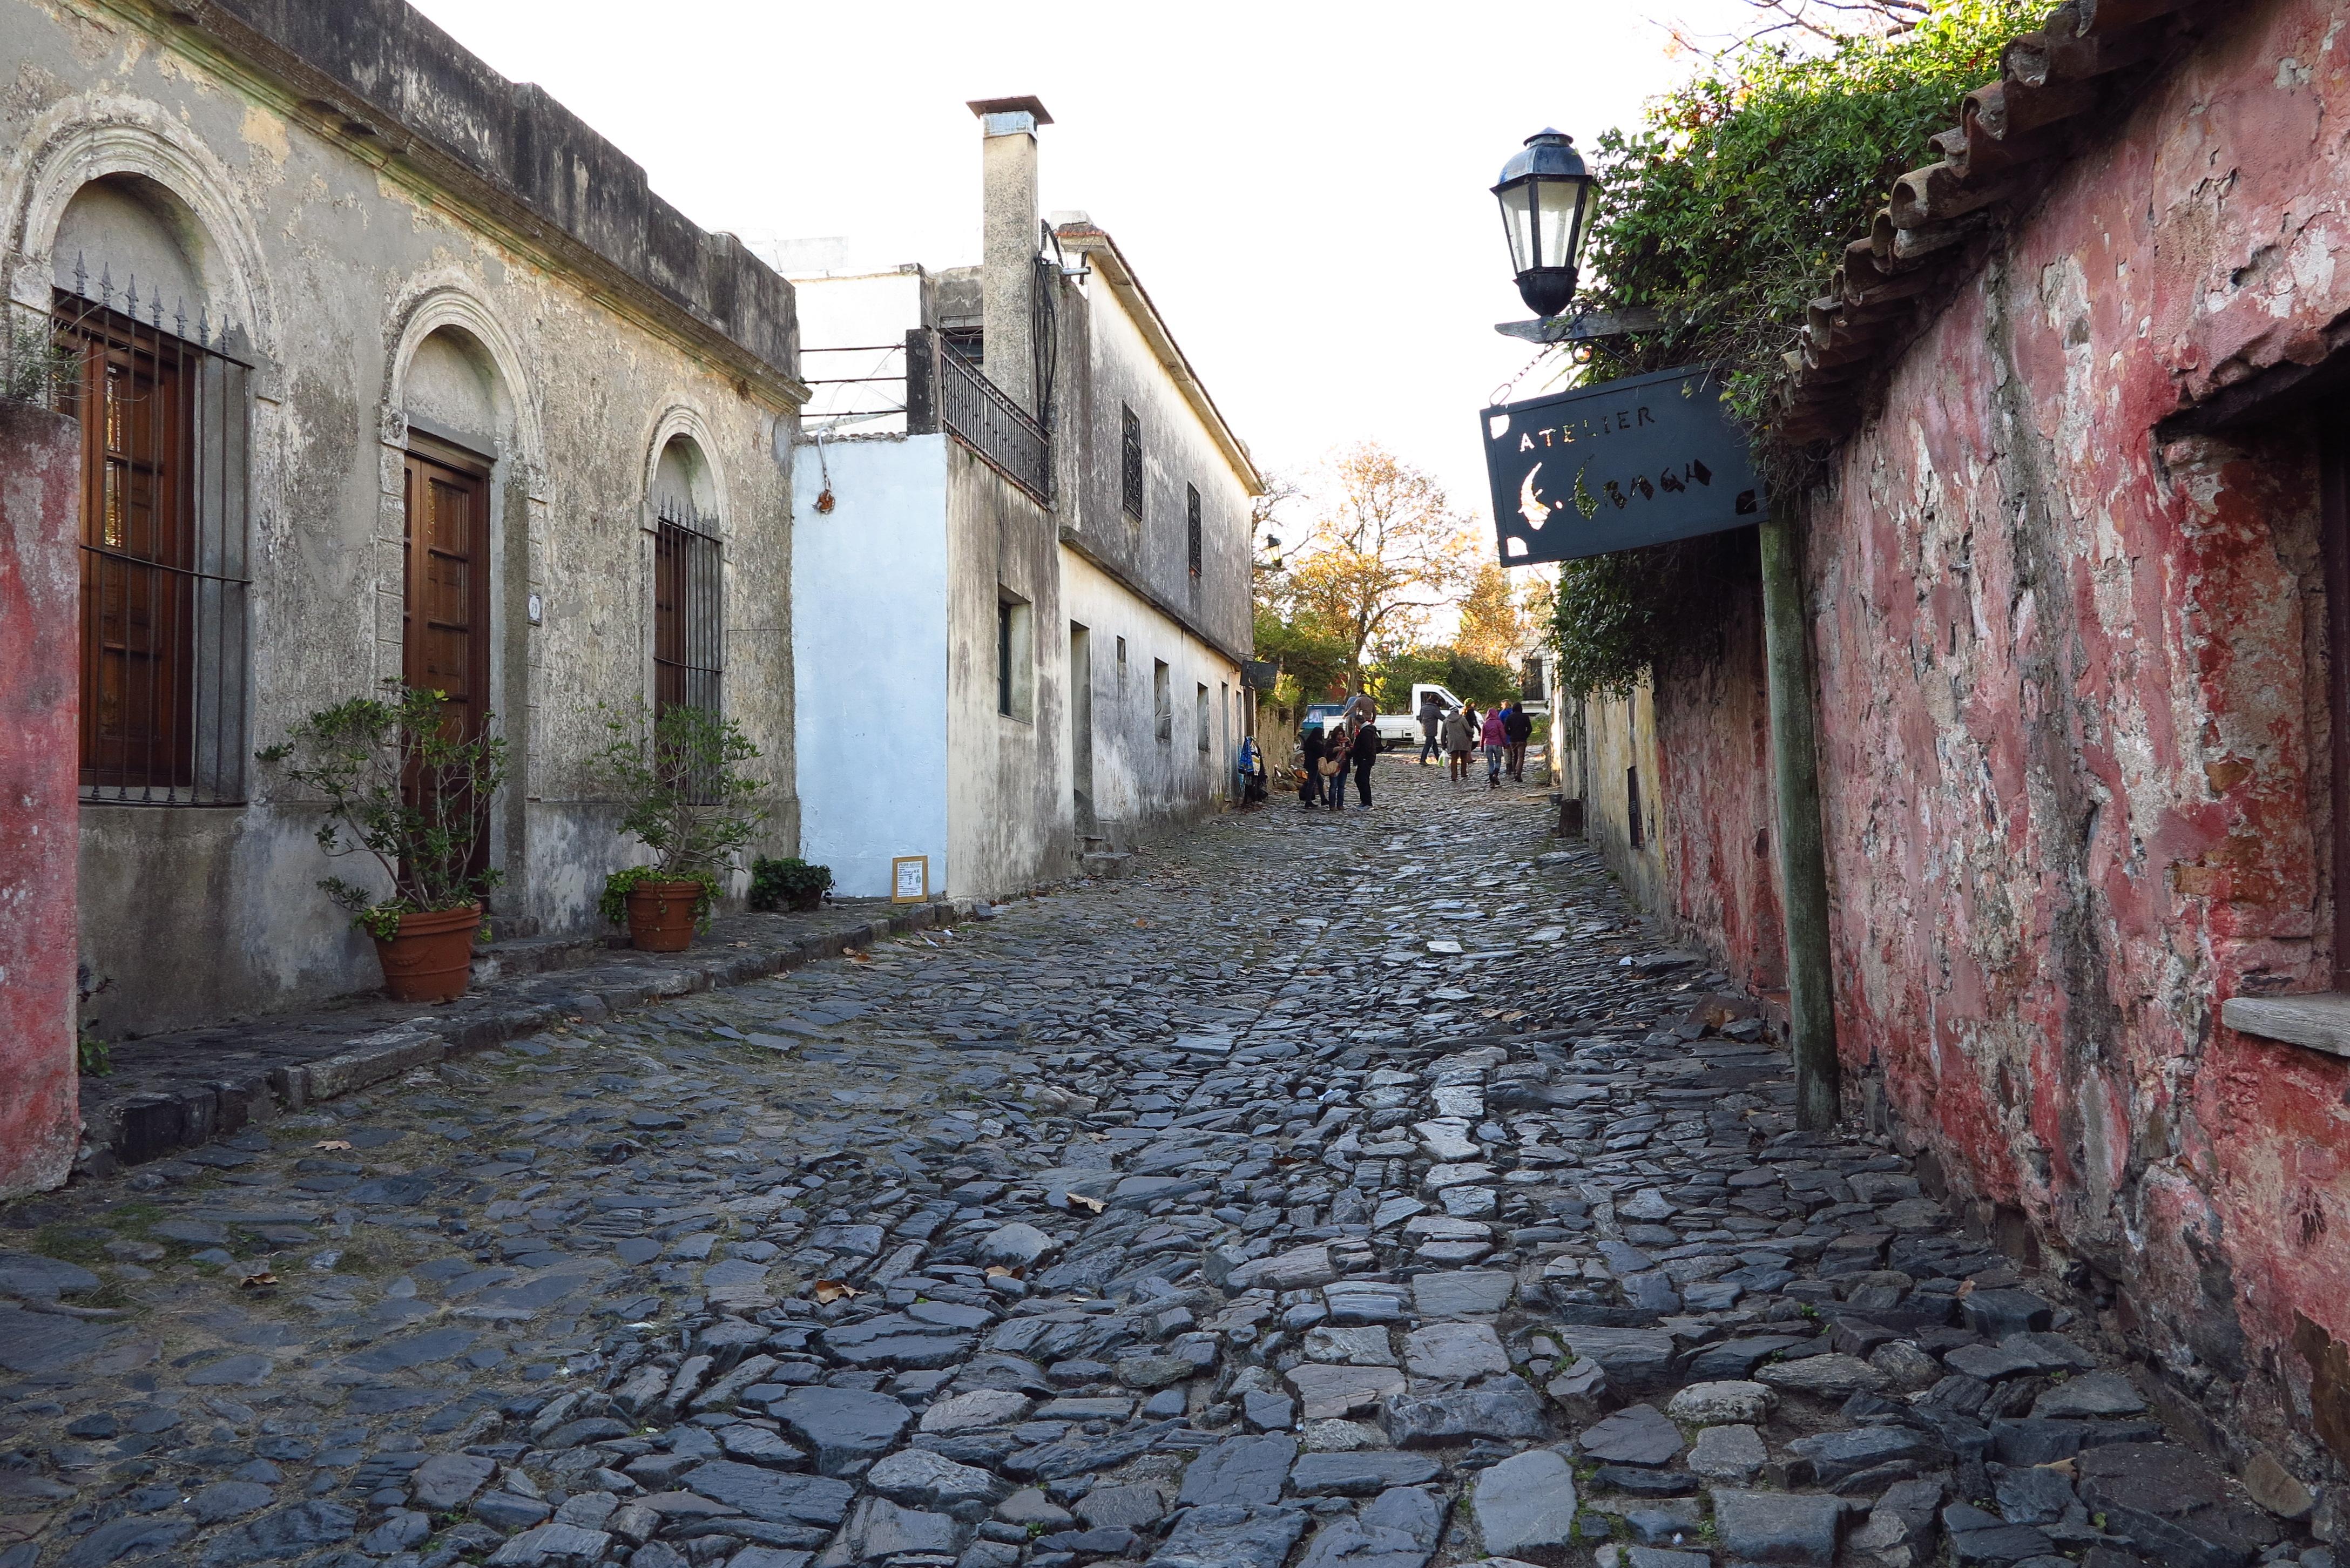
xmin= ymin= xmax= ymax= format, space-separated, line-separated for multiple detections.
xmin=1547 ymin=0 xmax=2034 ymax=699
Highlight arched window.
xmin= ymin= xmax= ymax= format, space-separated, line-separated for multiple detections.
xmin=51 ymin=174 xmax=251 ymax=804
xmin=400 ymin=327 xmax=507 ymax=749
xmin=651 ymin=435 xmax=720 ymax=715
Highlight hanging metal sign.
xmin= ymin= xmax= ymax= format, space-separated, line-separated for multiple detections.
xmin=1481 ymin=363 xmax=1763 ymax=564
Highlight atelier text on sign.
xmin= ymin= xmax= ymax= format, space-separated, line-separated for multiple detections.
xmin=1481 ymin=363 xmax=1762 ymax=565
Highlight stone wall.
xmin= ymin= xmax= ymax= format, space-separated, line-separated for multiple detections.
xmin=1631 ymin=0 xmax=2350 ymax=1479
xmin=0 ymin=401 xmax=82 ymax=1198
xmin=3 ymin=0 xmax=802 ymax=1037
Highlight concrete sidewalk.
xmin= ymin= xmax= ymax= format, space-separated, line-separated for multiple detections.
xmin=73 ymin=897 xmax=974 ymax=1179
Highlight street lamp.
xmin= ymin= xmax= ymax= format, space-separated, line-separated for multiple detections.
xmin=1495 ymin=129 xmax=1598 ymax=320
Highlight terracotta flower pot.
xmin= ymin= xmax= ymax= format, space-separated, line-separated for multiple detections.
xmin=373 ymin=904 xmax=480 ymax=1004
xmin=626 ymin=880 xmax=705 ymax=952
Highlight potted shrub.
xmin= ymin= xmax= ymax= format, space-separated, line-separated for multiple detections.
xmin=259 ymin=685 xmax=507 ymax=1003
xmin=749 ymin=856 xmax=833 ymax=913
xmin=595 ymin=702 xmax=768 ymax=951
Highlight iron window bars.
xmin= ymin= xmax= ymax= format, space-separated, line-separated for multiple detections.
xmin=48 ymin=268 xmax=252 ymax=804
xmin=904 ymin=327 xmax=1050 ymax=504
xmin=1187 ymin=483 xmax=1203 ymax=579
xmin=653 ymin=496 xmax=722 ymax=717
xmin=1121 ymin=404 xmax=1143 ymax=518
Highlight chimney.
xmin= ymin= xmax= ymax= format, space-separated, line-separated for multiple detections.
xmin=967 ymin=96 xmax=1051 ymax=415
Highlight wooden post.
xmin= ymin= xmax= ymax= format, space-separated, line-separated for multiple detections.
xmin=1758 ymin=511 xmax=1840 ymax=1130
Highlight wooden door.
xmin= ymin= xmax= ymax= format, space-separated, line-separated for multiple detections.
xmin=401 ymin=451 xmax=489 ymax=740
xmin=401 ymin=449 xmax=491 ymax=887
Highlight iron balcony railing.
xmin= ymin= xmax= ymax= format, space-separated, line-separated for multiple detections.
xmin=904 ymin=327 xmax=1051 ymax=505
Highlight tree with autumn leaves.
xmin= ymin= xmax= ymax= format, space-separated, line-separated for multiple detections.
xmin=1257 ymin=443 xmax=1478 ymax=698
xmin=1255 ymin=444 xmax=1552 ymax=711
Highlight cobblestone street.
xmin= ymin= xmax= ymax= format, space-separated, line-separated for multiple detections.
xmin=0 ymin=761 xmax=2318 ymax=1568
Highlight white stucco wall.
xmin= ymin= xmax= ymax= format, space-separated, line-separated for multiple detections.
xmin=791 ymin=435 xmax=950 ymax=897
xmin=1061 ymin=548 xmax=1240 ymax=835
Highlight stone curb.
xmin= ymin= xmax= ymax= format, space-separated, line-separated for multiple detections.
xmin=73 ymin=897 xmax=978 ymax=1178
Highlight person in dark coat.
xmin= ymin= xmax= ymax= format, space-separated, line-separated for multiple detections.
xmin=1503 ymin=701 xmax=1534 ymax=781
xmin=1350 ymin=719 xmax=1382 ymax=808
xmin=1417 ymin=692 xmax=1444 ymax=765
xmin=1299 ymin=724 xmax=1327 ymax=808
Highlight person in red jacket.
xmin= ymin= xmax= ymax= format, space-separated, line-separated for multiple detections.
xmin=1480 ymin=705 xmax=1508 ymax=789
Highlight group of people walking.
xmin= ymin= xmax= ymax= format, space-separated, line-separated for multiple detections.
xmin=1293 ymin=691 xmax=1540 ymax=814
xmin=1299 ymin=692 xmax=1382 ymax=812
xmin=1420 ymin=691 xmax=1533 ymax=788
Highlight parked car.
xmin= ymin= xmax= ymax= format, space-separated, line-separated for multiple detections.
xmin=1298 ymin=703 xmax=1350 ymax=747
xmin=1373 ymin=684 xmax=1468 ymax=747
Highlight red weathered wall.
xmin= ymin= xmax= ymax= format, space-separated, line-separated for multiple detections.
xmin=1783 ymin=0 xmax=2350 ymax=1468
xmin=0 ymin=400 xmax=80 ymax=1198
xmin=1653 ymin=580 xmax=1787 ymax=997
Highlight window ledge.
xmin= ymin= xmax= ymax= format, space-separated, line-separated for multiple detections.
xmin=2222 ymin=993 xmax=2350 ymax=1058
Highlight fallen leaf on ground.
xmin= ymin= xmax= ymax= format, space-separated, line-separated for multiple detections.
xmin=313 ymin=1140 xmax=353 ymax=1151
xmin=812 ymin=1279 xmax=859 ymax=1303
xmin=1068 ymin=1193 xmax=1106 ymax=1215
xmin=237 ymin=1272 xmax=278 ymax=1289
xmin=984 ymin=1265 xmax=1025 ymax=1280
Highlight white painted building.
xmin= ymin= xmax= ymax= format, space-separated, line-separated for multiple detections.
xmin=789 ymin=99 xmax=1262 ymax=899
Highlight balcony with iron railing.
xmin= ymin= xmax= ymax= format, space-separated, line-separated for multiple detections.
xmin=801 ymin=328 xmax=1050 ymax=506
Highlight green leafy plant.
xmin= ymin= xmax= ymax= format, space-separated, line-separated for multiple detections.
xmin=748 ymin=856 xmax=833 ymax=912
xmin=257 ymin=684 xmax=507 ymax=933
xmin=600 ymin=863 xmax=721 ymax=929
xmin=593 ymin=702 xmax=768 ymax=926
xmin=4 ymin=309 xmax=76 ymax=404
xmin=1545 ymin=0 xmax=2033 ymax=700
xmin=75 ymin=966 xmax=112 ymax=1076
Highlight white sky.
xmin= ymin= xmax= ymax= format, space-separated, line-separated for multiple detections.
xmin=410 ymin=0 xmax=1755 ymax=546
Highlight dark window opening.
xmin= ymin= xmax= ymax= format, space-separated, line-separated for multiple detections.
xmin=997 ymin=591 xmax=1033 ymax=721
xmin=1627 ymin=765 xmax=1645 ymax=849
xmin=1121 ymin=404 xmax=1143 ymax=518
xmin=941 ymin=326 xmax=983 ymax=366
xmin=1186 ymin=483 xmax=1203 ymax=579
xmin=654 ymin=498 xmax=722 ymax=717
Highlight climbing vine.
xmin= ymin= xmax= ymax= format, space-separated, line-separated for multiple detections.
xmin=1547 ymin=0 xmax=2032 ymax=699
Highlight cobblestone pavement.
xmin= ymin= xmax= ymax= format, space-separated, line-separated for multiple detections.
xmin=0 ymin=761 xmax=2324 ymax=1568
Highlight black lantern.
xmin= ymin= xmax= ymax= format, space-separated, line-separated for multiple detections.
xmin=1494 ymin=129 xmax=1597 ymax=319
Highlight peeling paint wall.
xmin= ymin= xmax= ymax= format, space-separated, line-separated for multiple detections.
xmin=5 ymin=0 xmax=800 ymax=1037
xmin=0 ymin=404 xmax=83 ymax=1198
xmin=945 ymin=444 xmax=1070 ymax=896
xmin=1652 ymin=583 xmax=1786 ymax=996
xmin=1576 ymin=679 xmax=1668 ymax=920
xmin=1637 ymin=0 xmax=2350 ymax=1478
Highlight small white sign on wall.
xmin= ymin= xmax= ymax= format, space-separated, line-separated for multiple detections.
xmin=892 ymin=855 xmax=930 ymax=903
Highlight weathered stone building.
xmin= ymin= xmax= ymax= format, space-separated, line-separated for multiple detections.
xmin=2 ymin=0 xmax=805 ymax=1039
xmin=789 ymin=99 xmax=1261 ymax=898
xmin=1570 ymin=0 xmax=2350 ymax=1504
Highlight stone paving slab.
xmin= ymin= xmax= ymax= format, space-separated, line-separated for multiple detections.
xmin=0 ymin=760 xmax=2326 ymax=1568
xmin=75 ymin=900 xmax=972 ymax=1174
